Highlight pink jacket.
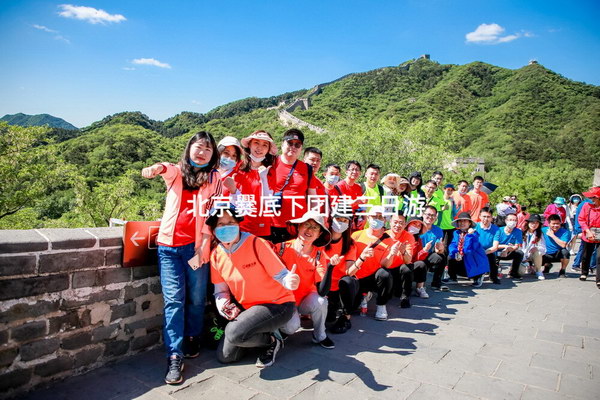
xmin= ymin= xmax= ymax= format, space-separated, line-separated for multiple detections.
xmin=578 ymin=202 xmax=600 ymax=243
xmin=156 ymin=163 xmax=223 ymax=249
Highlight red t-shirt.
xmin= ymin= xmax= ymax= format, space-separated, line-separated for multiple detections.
xmin=324 ymin=239 xmax=357 ymax=291
xmin=275 ymin=240 xmax=329 ymax=305
xmin=351 ymin=230 xmax=392 ymax=279
xmin=268 ymin=157 xmax=317 ymax=228
xmin=168 ymin=188 xmax=198 ymax=247
xmin=385 ymin=229 xmax=416 ymax=269
xmin=335 ymin=180 xmax=363 ymax=212
xmin=468 ymin=190 xmax=489 ymax=222
xmin=233 ymin=168 xmax=271 ymax=237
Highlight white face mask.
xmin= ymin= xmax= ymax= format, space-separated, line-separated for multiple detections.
xmin=331 ymin=219 xmax=349 ymax=233
xmin=506 ymin=220 xmax=517 ymax=229
xmin=249 ymin=154 xmax=265 ymax=163
xmin=326 ymin=175 xmax=340 ymax=185
xmin=408 ymin=225 xmax=421 ymax=235
xmin=370 ymin=218 xmax=385 ymax=230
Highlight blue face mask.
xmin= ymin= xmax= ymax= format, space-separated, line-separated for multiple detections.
xmin=370 ymin=218 xmax=385 ymax=230
xmin=190 ymin=159 xmax=209 ymax=168
xmin=215 ymin=225 xmax=239 ymax=243
xmin=220 ymin=156 xmax=236 ymax=171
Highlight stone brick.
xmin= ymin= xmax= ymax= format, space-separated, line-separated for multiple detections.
xmin=141 ymin=300 xmax=151 ymax=311
xmin=124 ymin=315 xmax=163 ymax=334
xmin=92 ymin=324 xmax=120 ymax=342
xmin=37 ymin=228 xmax=97 ymax=250
xmin=0 ymin=329 xmax=8 ymax=345
xmin=0 ymin=368 xmax=32 ymax=392
xmin=0 ymin=300 xmax=60 ymax=324
xmin=48 ymin=311 xmax=80 ymax=334
xmin=0 ymin=230 xmax=48 ymax=253
xmin=60 ymin=289 xmax=121 ymax=309
xmin=61 ymin=331 xmax=92 ymax=350
xmin=39 ymin=249 xmax=105 ymax=274
xmin=72 ymin=270 xmax=97 ymax=288
xmin=133 ymin=264 xmax=159 ymax=280
xmin=80 ymin=309 xmax=92 ymax=327
xmin=10 ymin=320 xmax=47 ymax=342
xmin=34 ymin=355 xmax=73 ymax=377
xmin=85 ymin=227 xmax=123 ymax=247
xmin=0 ymin=274 xmax=69 ymax=301
xmin=110 ymin=302 xmax=137 ymax=321
xmin=103 ymin=340 xmax=130 ymax=357
xmin=124 ymin=284 xmax=148 ymax=301
xmin=73 ymin=345 xmax=103 ymax=368
xmin=20 ymin=337 xmax=60 ymax=361
xmin=0 ymin=346 xmax=18 ymax=368
xmin=105 ymin=248 xmax=123 ymax=266
xmin=96 ymin=267 xmax=130 ymax=286
xmin=0 ymin=254 xmax=37 ymax=277
xmin=150 ymin=282 xmax=162 ymax=294
xmin=131 ymin=330 xmax=160 ymax=351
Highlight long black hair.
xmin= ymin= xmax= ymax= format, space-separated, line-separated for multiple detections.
xmin=524 ymin=218 xmax=543 ymax=243
xmin=180 ymin=131 xmax=219 ymax=190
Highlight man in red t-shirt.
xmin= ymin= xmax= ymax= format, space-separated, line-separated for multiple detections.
xmin=268 ymin=129 xmax=317 ymax=243
xmin=468 ymin=176 xmax=489 ymax=222
xmin=304 ymin=147 xmax=328 ymax=214
xmin=334 ymin=160 xmax=365 ymax=229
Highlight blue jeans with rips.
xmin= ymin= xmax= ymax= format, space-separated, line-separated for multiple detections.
xmin=158 ymin=243 xmax=208 ymax=358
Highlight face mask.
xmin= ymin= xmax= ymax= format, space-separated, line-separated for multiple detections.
xmin=506 ymin=221 xmax=517 ymax=229
xmin=408 ymin=225 xmax=421 ymax=235
xmin=190 ymin=159 xmax=209 ymax=168
xmin=331 ymin=219 xmax=349 ymax=233
xmin=220 ymin=156 xmax=236 ymax=171
xmin=214 ymin=225 xmax=239 ymax=243
xmin=370 ymin=218 xmax=384 ymax=230
xmin=573 ymin=199 xmax=580 ymax=204
xmin=249 ymin=154 xmax=265 ymax=163
xmin=510 ymin=199 xmax=516 ymax=204
xmin=326 ymin=175 xmax=340 ymax=185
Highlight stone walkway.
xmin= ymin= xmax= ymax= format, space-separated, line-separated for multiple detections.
xmin=19 ymin=263 xmax=600 ymax=400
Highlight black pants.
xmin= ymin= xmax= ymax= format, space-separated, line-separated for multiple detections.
xmin=448 ymin=258 xmax=481 ymax=281
xmin=442 ymin=229 xmax=455 ymax=251
xmin=487 ymin=253 xmax=498 ymax=281
xmin=414 ymin=252 xmax=447 ymax=288
xmin=581 ymin=241 xmax=600 ymax=282
xmin=328 ymin=276 xmax=360 ymax=318
xmin=542 ymin=248 xmax=570 ymax=264
xmin=497 ymin=249 xmax=524 ymax=277
xmin=390 ymin=265 xmax=413 ymax=298
xmin=358 ymin=268 xmax=393 ymax=306
xmin=269 ymin=226 xmax=292 ymax=244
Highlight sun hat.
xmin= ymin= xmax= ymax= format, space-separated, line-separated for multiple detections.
xmin=527 ymin=214 xmax=542 ymax=223
xmin=406 ymin=216 xmax=425 ymax=233
xmin=582 ymin=187 xmax=600 ymax=199
xmin=503 ymin=195 xmax=511 ymax=202
xmin=451 ymin=212 xmax=475 ymax=229
xmin=397 ymin=177 xmax=410 ymax=186
xmin=380 ymin=173 xmax=401 ymax=186
xmin=553 ymin=197 xmax=566 ymax=205
xmin=288 ymin=210 xmax=331 ymax=247
xmin=240 ymin=130 xmax=278 ymax=155
xmin=217 ymin=136 xmax=242 ymax=153
xmin=367 ymin=205 xmax=386 ymax=216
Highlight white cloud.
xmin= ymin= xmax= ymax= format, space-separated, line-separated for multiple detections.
xmin=191 ymin=100 xmax=201 ymax=105
xmin=58 ymin=4 xmax=126 ymax=24
xmin=465 ymin=23 xmax=520 ymax=44
xmin=132 ymin=58 xmax=172 ymax=69
xmin=122 ymin=67 xmax=136 ymax=71
xmin=32 ymin=24 xmax=71 ymax=44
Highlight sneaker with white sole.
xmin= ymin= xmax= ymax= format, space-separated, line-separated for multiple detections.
xmin=472 ymin=276 xmax=483 ymax=288
xmin=415 ymin=287 xmax=429 ymax=298
xmin=256 ymin=334 xmax=282 ymax=368
xmin=165 ymin=355 xmax=184 ymax=385
xmin=374 ymin=305 xmax=388 ymax=321
xmin=536 ymin=271 xmax=545 ymax=280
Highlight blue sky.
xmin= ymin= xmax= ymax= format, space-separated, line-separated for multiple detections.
xmin=1 ymin=1 xmax=599 ymax=128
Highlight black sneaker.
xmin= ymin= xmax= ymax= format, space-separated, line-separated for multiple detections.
xmin=400 ymin=296 xmax=411 ymax=308
xmin=182 ymin=336 xmax=200 ymax=358
xmin=491 ymin=278 xmax=501 ymax=285
xmin=165 ymin=355 xmax=184 ymax=385
xmin=313 ymin=335 xmax=335 ymax=349
xmin=543 ymin=263 xmax=552 ymax=274
xmin=345 ymin=318 xmax=352 ymax=330
xmin=330 ymin=316 xmax=348 ymax=334
xmin=256 ymin=335 xmax=282 ymax=368
xmin=558 ymin=268 xmax=566 ymax=277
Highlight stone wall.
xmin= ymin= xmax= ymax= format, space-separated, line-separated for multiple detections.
xmin=0 ymin=228 xmax=163 ymax=398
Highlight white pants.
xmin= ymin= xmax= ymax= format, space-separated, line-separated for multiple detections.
xmin=280 ymin=292 xmax=328 ymax=341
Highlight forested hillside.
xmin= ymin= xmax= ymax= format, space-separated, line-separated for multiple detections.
xmin=1 ymin=58 xmax=597 ymax=229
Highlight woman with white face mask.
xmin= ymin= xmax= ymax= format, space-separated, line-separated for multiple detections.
xmin=324 ymin=212 xmax=371 ymax=333
xmin=223 ymin=131 xmax=278 ymax=239
xmin=217 ymin=136 xmax=242 ymax=182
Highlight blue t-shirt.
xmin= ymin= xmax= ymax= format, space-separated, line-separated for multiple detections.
xmin=420 ymin=225 xmax=444 ymax=254
xmin=497 ymin=227 xmax=523 ymax=246
xmin=542 ymin=227 xmax=572 ymax=254
xmin=475 ymin=223 xmax=500 ymax=250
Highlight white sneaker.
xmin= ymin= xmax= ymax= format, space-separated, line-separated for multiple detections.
xmin=415 ymin=287 xmax=429 ymax=299
xmin=375 ymin=305 xmax=388 ymax=321
xmin=536 ymin=271 xmax=545 ymax=280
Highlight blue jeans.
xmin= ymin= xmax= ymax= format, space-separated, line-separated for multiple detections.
xmin=158 ymin=243 xmax=208 ymax=358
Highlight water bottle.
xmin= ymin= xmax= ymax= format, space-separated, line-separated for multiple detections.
xmin=360 ymin=293 xmax=368 ymax=316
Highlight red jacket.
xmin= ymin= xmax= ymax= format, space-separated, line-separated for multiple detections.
xmin=578 ymin=202 xmax=600 ymax=243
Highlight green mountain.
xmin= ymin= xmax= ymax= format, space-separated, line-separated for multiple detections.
xmin=1 ymin=113 xmax=78 ymax=130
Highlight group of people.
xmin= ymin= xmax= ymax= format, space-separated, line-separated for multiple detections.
xmin=141 ymin=129 xmax=600 ymax=385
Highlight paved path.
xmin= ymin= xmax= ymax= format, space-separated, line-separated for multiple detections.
xmin=20 ymin=264 xmax=600 ymax=400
